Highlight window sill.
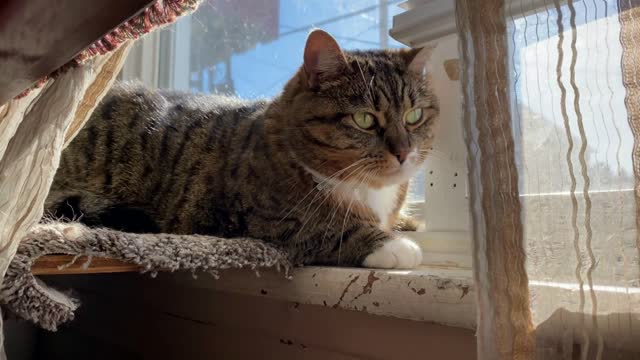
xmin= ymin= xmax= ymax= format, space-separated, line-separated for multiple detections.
xmin=164 ymin=263 xmax=476 ymax=330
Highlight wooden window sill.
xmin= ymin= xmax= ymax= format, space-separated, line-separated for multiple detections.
xmin=148 ymin=264 xmax=476 ymax=330
xmin=34 ymin=255 xmax=476 ymax=329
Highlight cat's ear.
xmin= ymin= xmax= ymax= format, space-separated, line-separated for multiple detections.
xmin=401 ymin=45 xmax=435 ymax=75
xmin=303 ymin=29 xmax=348 ymax=89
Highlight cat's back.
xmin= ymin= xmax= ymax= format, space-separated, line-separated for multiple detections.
xmin=87 ymin=82 xmax=267 ymax=135
xmin=54 ymin=82 xmax=269 ymax=203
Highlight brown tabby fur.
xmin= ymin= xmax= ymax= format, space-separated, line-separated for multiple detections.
xmin=45 ymin=32 xmax=439 ymax=266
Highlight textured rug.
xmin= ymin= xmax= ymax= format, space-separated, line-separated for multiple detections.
xmin=0 ymin=222 xmax=292 ymax=331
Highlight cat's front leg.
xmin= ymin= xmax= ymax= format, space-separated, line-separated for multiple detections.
xmin=317 ymin=225 xmax=422 ymax=269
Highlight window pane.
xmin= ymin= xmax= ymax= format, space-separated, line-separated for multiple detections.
xmin=180 ymin=0 xmax=405 ymax=98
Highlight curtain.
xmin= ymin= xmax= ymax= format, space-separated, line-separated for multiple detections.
xmin=457 ymin=0 xmax=640 ymax=358
xmin=0 ymin=44 xmax=132 ymax=358
xmin=0 ymin=3 xmax=202 ymax=356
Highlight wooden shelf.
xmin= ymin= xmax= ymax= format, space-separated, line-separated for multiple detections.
xmin=32 ymin=255 xmax=141 ymax=275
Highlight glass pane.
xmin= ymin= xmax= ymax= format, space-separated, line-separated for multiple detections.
xmin=182 ymin=0 xmax=405 ymax=98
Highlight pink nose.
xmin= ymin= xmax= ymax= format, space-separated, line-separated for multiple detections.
xmin=395 ymin=150 xmax=408 ymax=164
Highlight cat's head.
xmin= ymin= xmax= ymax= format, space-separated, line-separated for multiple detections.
xmin=273 ymin=29 xmax=439 ymax=188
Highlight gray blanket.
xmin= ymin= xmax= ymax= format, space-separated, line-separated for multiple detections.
xmin=0 ymin=223 xmax=292 ymax=331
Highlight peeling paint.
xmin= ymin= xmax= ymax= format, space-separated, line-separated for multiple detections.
xmin=407 ymin=280 xmax=426 ymax=295
xmin=352 ymin=271 xmax=380 ymax=301
xmin=409 ymin=286 xmax=426 ymax=295
xmin=172 ymin=264 xmax=476 ymax=329
xmin=460 ymin=285 xmax=470 ymax=299
xmin=436 ymin=279 xmax=452 ymax=290
xmin=333 ymin=275 xmax=360 ymax=308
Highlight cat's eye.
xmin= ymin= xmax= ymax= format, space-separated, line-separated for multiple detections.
xmin=352 ymin=112 xmax=376 ymax=130
xmin=404 ymin=108 xmax=423 ymax=125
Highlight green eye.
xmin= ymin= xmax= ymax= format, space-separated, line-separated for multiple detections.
xmin=352 ymin=112 xmax=376 ymax=130
xmin=405 ymin=108 xmax=423 ymax=125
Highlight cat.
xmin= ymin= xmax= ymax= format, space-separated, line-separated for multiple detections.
xmin=45 ymin=29 xmax=439 ymax=269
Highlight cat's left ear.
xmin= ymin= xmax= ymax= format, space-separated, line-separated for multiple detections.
xmin=303 ymin=29 xmax=348 ymax=89
xmin=401 ymin=45 xmax=436 ymax=76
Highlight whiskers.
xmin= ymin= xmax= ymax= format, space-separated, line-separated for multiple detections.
xmin=418 ymin=147 xmax=452 ymax=161
xmin=292 ymin=161 xmax=373 ymax=241
xmin=276 ymin=159 xmax=367 ymax=227
xmin=336 ymin=168 xmax=377 ymax=263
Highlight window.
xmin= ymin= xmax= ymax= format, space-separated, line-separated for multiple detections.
xmin=120 ymin=0 xmax=473 ymax=268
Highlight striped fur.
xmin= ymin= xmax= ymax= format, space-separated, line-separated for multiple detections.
xmin=45 ymin=36 xmax=439 ymax=266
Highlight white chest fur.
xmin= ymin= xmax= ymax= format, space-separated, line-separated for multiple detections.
xmin=306 ymin=168 xmax=401 ymax=230
xmin=354 ymin=184 xmax=399 ymax=230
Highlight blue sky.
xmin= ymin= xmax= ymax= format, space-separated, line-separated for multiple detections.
xmin=228 ymin=0 xmax=405 ymax=98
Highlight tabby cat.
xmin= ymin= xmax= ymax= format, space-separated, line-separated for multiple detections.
xmin=45 ymin=30 xmax=439 ymax=269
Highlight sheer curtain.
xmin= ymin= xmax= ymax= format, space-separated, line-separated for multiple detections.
xmin=456 ymin=0 xmax=640 ymax=358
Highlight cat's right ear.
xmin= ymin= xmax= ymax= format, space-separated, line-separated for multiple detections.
xmin=303 ymin=29 xmax=348 ymax=89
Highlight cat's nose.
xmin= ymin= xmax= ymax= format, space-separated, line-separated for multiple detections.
xmin=395 ymin=150 xmax=408 ymax=165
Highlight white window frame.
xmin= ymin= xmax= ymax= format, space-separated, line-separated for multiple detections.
xmin=119 ymin=16 xmax=192 ymax=90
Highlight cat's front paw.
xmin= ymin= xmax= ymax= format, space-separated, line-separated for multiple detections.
xmin=362 ymin=237 xmax=422 ymax=269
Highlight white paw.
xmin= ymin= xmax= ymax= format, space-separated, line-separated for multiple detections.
xmin=362 ymin=237 xmax=423 ymax=269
